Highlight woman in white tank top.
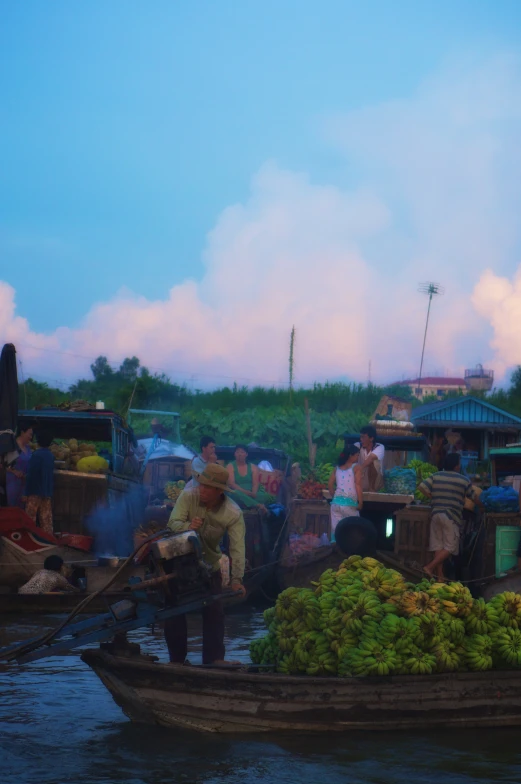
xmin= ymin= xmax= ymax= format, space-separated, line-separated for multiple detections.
xmin=327 ymin=445 xmax=363 ymax=541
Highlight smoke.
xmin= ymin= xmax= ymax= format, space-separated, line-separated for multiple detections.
xmin=84 ymin=484 xmax=147 ymax=557
xmin=2 ymin=53 xmax=521 ymax=387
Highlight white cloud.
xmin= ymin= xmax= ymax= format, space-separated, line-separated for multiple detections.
xmin=472 ymin=268 xmax=521 ymax=377
xmin=3 ymin=53 xmax=521 ymax=389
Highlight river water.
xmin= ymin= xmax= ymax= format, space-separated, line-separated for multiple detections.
xmin=1 ymin=610 xmax=521 ymax=784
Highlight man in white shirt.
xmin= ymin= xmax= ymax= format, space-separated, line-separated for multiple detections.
xmin=355 ymin=426 xmax=385 ymax=492
xmin=190 ymin=435 xmax=217 ymax=487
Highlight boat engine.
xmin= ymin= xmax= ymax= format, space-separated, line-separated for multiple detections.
xmin=0 ymin=530 xmax=226 ymax=664
xmin=143 ymin=530 xmax=213 ymax=606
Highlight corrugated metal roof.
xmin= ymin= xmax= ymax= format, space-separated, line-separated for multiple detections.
xmin=411 ymin=397 xmax=521 ymax=428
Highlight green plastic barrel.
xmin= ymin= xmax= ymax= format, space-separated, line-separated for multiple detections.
xmin=495 ymin=526 xmax=521 ymax=577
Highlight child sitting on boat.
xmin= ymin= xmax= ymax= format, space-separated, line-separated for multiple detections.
xmin=18 ymin=555 xmax=79 ymax=594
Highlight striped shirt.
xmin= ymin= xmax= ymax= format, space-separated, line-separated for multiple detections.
xmin=418 ymin=471 xmax=475 ymax=527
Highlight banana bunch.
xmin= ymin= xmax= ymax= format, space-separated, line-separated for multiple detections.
xmin=275 ymin=621 xmax=298 ymax=652
xmin=293 ymin=631 xmax=337 ymax=675
xmin=414 ymin=613 xmax=445 ymax=647
xmin=489 ymin=592 xmax=521 ymax=629
xmin=164 ymin=480 xmax=186 ymax=503
xmin=401 ymin=646 xmax=437 ymax=675
xmin=249 ymin=634 xmax=281 ymax=666
xmin=463 ymin=634 xmax=494 ymax=671
xmin=345 ymin=640 xmax=399 ymax=676
xmin=277 ymin=653 xmax=300 ymax=675
xmin=250 ymin=557 xmax=521 ymax=679
xmin=434 ymin=583 xmax=474 ymax=618
xmin=492 ymin=628 xmax=521 ymax=666
xmin=440 ymin=614 xmax=466 ymax=644
xmin=399 ymin=591 xmax=440 ymax=618
xmin=274 ymin=587 xmax=301 ymax=622
xmin=376 ymin=615 xmax=417 ymax=652
xmin=290 ymin=590 xmax=321 ymax=631
xmin=465 ymin=598 xmax=499 ymax=635
xmin=432 ymin=639 xmax=461 ymax=672
xmin=361 ymin=566 xmax=406 ymax=599
xmin=341 ymin=592 xmax=384 ymax=636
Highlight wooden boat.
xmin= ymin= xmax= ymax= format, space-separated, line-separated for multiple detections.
xmin=82 ymin=647 xmax=521 ymax=733
xmin=0 ymin=590 xmax=131 ymax=614
xmin=0 ymin=508 xmax=95 ymax=588
xmin=277 ymin=493 xmax=414 ymax=590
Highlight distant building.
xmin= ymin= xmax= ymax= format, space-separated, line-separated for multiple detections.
xmin=393 ymin=365 xmax=495 ymax=400
xmin=464 ymin=365 xmax=494 ymax=392
xmin=392 ymin=377 xmax=467 ymax=400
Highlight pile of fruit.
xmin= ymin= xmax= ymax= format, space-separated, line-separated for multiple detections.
xmin=250 ymin=556 xmax=521 ymax=676
xmin=407 ymin=459 xmax=438 ymax=502
xmin=297 ymin=464 xmax=333 ymax=499
xmin=164 ymin=480 xmax=186 ymax=504
xmin=32 ymin=439 xmax=108 ymax=473
xmin=298 ymin=478 xmax=326 ymax=499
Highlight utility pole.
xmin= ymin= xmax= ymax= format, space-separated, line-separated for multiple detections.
xmin=289 ymin=326 xmax=295 ymax=403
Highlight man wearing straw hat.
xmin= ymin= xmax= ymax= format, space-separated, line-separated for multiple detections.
xmin=165 ymin=463 xmax=246 ymax=665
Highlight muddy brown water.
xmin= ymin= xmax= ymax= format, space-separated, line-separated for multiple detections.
xmin=1 ymin=610 xmax=521 ymax=784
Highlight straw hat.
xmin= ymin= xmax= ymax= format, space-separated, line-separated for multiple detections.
xmin=192 ymin=463 xmax=231 ymax=492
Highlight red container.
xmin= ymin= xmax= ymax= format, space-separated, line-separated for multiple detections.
xmin=56 ymin=533 xmax=94 ymax=552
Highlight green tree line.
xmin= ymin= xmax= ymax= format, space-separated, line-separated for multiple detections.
xmin=18 ymin=357 xmax=521 ymax=466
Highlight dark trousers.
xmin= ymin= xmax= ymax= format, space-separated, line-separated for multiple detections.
xmin=164 ymin=571 xmax=225 ymax=664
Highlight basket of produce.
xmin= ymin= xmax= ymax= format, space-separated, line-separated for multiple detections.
xmin=297 ymin=464 xmax=333 ymax=499
xmin=480 ymin=486 xmax=519 ymax=513
xmin=372 ymin=419 xmax=416 ymax=438
xmin=250 ymin=555 xmax=521 ymax=676
xmin=384 ymin=467 xmax=417 ymax=496
xmin=298 ymin=479 xmax=327 ymax=499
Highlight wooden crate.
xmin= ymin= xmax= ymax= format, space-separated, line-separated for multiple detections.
xmin=394 ymin=505 xmax=431 ymax=565
xmin=289 ymin=499 xmax=331 ymax=537
xmin=53 ymin=471 xmax=107 ymax=533
xmin=53 ymin=470 xmax=142 ymax=535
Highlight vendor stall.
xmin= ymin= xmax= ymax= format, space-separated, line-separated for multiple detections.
xmin=17 ymin=408 xmax=142 ymax=534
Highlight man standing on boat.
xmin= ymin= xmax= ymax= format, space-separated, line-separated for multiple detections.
xmin=420 ymin=453 xmax=481 ymax=579
xmin=354 ymin=426 xmax=385 ymax=492
xmin=165 ymin=463 xmax=246 ymax=665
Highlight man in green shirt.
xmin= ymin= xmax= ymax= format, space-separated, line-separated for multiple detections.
xmin=165 ymin=463 xmax=246 ymax=665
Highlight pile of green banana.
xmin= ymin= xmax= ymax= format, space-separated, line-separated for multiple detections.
xmin=307 ymin=463 xmax=334 ymax=485
xmin=249 ymin=556 xmax=521 ymax=676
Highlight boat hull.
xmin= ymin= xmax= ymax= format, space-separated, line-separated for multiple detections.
xmin=82 ymin=649 xmax=521 ymax=733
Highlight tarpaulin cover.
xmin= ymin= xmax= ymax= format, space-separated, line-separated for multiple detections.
xmin=0 ymin=344 xmax=18 ymax=457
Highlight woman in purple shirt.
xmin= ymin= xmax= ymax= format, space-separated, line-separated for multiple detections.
xmin=6 ymin=425 xmax=34 ymax=507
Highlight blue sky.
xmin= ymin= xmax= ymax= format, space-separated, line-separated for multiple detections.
xmin=1 ymin=1 xmax=521 ymax=387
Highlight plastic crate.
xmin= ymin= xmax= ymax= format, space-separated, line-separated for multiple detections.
xmin=495 ymin=526 xmax=521 ymax=577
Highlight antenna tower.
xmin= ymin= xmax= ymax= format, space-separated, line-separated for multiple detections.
xmin=417 ymin=282 xmax=444 ymax=396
